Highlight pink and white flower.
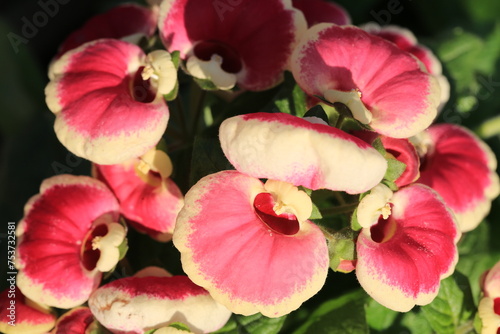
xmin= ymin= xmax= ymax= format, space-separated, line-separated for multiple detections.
xmin=219 ymin=112 xmax=387 ymax=194
xmin=291 ymin=24 xmax=441 ymax=138
xmin=93 ymin=148 xmax=184 ymax=242
xmin=16 ymin=175 xmax=125 ymax=309
xmin=413 ymin=123 xmax=500 ymax=232
xmin=51 ymin=307 xmax=95 ymax=334
xmin=0 ymin=287 xmax=57 ymax=334
xmin=355 ymin=183 xmax=460 ymax=312
xmin=478 ymin=260 xmax=500 ymax=334
xmin=56 ymin=4 xmax=159 ymax=57
xmin=88 ymin=275 xmax=231 ymax=334
xmin=173 ymin=171 xmax=329 ymax=317
xmin=361 ymin=23 xmax=450 ymax=109
xmin=292 ymin=0 xmax=350 ymax=27
xmin=354 ymin=131 xmax=420 ymax=188
xmin=158 ymin=0 xmax=306 ymax=90
xmin=46 ymin=39 xmax=177 ymax=164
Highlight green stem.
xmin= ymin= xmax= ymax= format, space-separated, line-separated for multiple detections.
xmin=334 ymin=114 xmax=345 ymax=128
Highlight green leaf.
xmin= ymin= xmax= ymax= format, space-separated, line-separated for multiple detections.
xmin=303 ymin=105 xmax=329 ymax=124
xmin=163 ymin=81 xmax=179 ymax=101
xmin=420 ymin=271 xmax=476 ymax=334
xmin=268 ymin=72 xmax=307 ymax=117
xmin=365 ymin=298 xmax=399 ymax=332
xmin=400 ymin=309 xmax=434 ymax=334
xmin=193 ymin=77 xmax=220 ymax=91
xmin=293 ymin=289 xmax=369 ymax=334
xmin=189 ymin=135 xmax=234 ymax=186
xmin=213 ymin=313 xmax=286 ymax=334
xmin=384 ymin=158 xmax=407 ymax=184
xmin=371 ymin=138 xmax=386 ymax=156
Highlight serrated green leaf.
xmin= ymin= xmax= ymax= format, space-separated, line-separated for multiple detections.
xmin=421 ymin=271 xmax=476 ymax=334
xmin=293 ymin=290 xmax=369 ymax=334
xmin=213 ymin=313 xmax=286 ymax=334
xmin=270 ymin=72 xmax=307 ymax=116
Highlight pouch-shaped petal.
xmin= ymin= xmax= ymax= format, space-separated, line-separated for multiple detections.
xmin=361 ymin=23 xmax=450 ymax=110
xmin=93 ymin=150 xmax=184 ymax=242
xmin=16 ymin=175 xmax=121 ymax=309
xmin=173 ymin=170 xmax=329 ymax=317
xmin=158 ymin=0 xmax=306 ymax=91
xmin=51 ymin=307 xmax=95 ymax=334
xmin=46 ymin=39 xmax=170 ymax=164
xmin=356 ymin=184 xmax=460 ymax=312
xmin=291 ymin=24 xmax=441 ymax=138
xmin=88 ymin=276 xmax=231 ymax=334
xmin=0 ymin=287 xmax=57 ymax=334
xmin=219 ymin=112 xmax=387 ymax=194
xmin=415 ymin=123 xmax=500 ymax=232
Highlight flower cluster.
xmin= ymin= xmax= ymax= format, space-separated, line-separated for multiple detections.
xmin=4 ymin=0 xmax=500 ymax=333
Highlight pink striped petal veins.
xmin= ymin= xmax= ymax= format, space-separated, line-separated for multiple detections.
xmin=219 ymin=112 xmax=387 ymax=194
xmin=173 ymin=171 xmax=329 ymax=317
xmin=415 ymin=123 xmax=500 ymax=232
xmin=291 ymin=24 xmax=441 ymax=138
xmin=158 ymin=0 xmax=306 ymax=91
xmin=356 ymin=184 xmax=460 ymax=312
xmin=16 ymin=175 xmax=120 ymax=309
xmin=46 ymin=39 xmax=170 ymax=164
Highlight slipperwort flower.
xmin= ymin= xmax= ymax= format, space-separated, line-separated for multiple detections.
xmin=0 ymin=287 xmax=57 ymax=334
xmin=291 ymin=24 xmax=441 ymax=138
xmin=158 ymin=0 xmax=306 ymax=90
xmin=219 ymin=112 xmax=387 ymax=194
xmin=173 ymin=171 xmax=329 ymax=317
xmin=45 ymin=39 xmax=177 ymax=165
xmin=93 ymin=148 xmax=184 ymax=242
xmin=16 ymin=175 xmax=125 ymax=309
xmin=413 ymin=123 xmax=500 ymax=232
xmin=361 ymin=23 xmax=450 ymax=110
xmin=479 ymin=260 xmax=500 ymax=334
xmin=88 ymin=275 xmax=231 ymax=334
xmin=356 ymin=184 xmax=460 ymax=312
